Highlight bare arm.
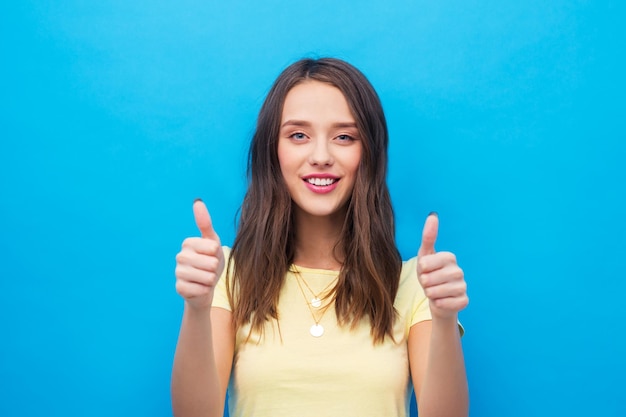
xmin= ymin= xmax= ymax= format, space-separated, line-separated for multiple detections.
xmin=171 ymin=305 xmax=234 ymax=417
xmin=409 ymin=318 xmax=468 ymax=417
xmin=409 ymin=213 xmax=469 ymax=417
xmin=171 ymin=200 xmax=235 ymax=417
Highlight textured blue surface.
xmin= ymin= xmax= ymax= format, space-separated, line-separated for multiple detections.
xmin=1 ymin=1 xmax=624 ymax=416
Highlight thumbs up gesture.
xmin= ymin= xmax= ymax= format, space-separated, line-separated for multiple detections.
xmin=174 ymin=199 xmax=226 ymax=310
xmin=417 ymin=213 xmax=469 ymax=319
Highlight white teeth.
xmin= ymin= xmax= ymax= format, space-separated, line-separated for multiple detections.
xmin=307 ymin=178 xmax=336 ymax=186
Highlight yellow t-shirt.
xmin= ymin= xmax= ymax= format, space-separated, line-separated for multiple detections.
xmin=212 ymin=248 xmax=432 ymax=417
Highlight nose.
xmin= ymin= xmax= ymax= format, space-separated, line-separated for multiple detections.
xmin=308 ymin=138 xmax=334 ymax=166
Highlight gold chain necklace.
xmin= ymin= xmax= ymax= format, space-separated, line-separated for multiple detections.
xmin=292 ymin=267 xmax=337 ymax=337
xmin=293 ymin=266 xmax=338 ymax=308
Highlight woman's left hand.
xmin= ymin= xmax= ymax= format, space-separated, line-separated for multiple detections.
xmin=416 ymin=213 xmax=469 ymax=319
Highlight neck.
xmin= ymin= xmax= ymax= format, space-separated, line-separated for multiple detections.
xmin=292 ymin=209 xmax=345 ymax=271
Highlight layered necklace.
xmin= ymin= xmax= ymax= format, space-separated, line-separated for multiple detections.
xmin=292 ymin=267 xmax=338 ymax=337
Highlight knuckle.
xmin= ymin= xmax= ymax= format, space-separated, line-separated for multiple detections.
xmin=207 ymin=257 xmax=219 ymax=272
xmin=176 ymin=251 xmax=189 ymax=265
xmin=454 ymin=267 xmax=464 ymax=281
xmin=174 ymin=264 xmax=185 ymax=279
xmin=175 ymin=280 xmax=189 ymax=297
xmin=441 ymin=251 xmax=456 ymax=263
xmin=206 ymin=272 xmax=218 ymax=287
xmin=207 ymin=240 xmax=221 ymax=254
xmin=176 ymin=266 xmax=193 ymax=283
xmin=419 ymin=273 xmax=429 ymax=287
xmin=424 ymin=287 xmax=432 ymax=298
xmin=181 ymin=237 xmax=196 ymax=248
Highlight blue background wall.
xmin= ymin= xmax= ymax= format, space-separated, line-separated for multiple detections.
xmin=1 ymin=1 xmax=624 ymax=416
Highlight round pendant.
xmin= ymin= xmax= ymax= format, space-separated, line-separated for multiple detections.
xmin=310 ymin=324 xmax=324 ymax=337
xmin=311 ymin=297 xmax=322 ymax=308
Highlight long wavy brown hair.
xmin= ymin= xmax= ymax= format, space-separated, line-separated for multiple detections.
xmin=227 ymin=58 xmax=402 ymax=343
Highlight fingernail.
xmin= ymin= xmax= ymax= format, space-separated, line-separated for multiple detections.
xmin=428 ymin=211 xmax=438 ymax=218
xmin=194 ymin=198 xmax=203 ymax=203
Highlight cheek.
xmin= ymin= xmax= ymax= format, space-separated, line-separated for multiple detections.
xmin=277 ymin=142 xmax=286 ymax=167
xmin=277 ymin=149 xmax=300 ymax=187
xmin=276 ymin=145 xmax=290 ymax=174
xmin=346 ymin=148 xmax=362 ymax=176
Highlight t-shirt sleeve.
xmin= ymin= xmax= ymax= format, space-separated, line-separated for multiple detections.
xmin=400 ymin=256 xmax=465 ymax=336
xmin=400 ymin=257 xmax=432 ymax=330
xmin=211 ymin=246 xmax=233 ymax=312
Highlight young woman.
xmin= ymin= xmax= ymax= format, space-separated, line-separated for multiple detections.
xmin=172 ymin=58 xmax=469 ymax=417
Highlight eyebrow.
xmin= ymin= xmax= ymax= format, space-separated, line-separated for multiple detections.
xmin=281 ymin=119 xmax=358 ymax=129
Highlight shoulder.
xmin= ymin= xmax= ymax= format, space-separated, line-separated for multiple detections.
xmin=395 ymin=256 xmax=426 ymax=303
xmin=398 ymin=256 xmax=421 ymax=295
xmin=395 ymin=256 xmax=431 ymax=328
xmin=213 ymin=246 xmax=234 ymax=311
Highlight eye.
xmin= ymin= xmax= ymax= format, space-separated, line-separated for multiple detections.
xmin=336 ymin=134 xmax=356 ymax=143
xmin=289 ymin=132 xmax=307 ymax=141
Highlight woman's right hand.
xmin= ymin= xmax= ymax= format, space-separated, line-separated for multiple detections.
xmin=175 ymin=199 xmax=225 ymax=310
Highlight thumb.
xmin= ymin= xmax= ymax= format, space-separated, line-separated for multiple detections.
xmin=193 ymin=198 xmax=219 ymax=240
xmin=417 ymin=212 xmax=439 ymax=257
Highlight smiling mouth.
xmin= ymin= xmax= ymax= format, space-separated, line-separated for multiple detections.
xmin=305 ymin=178 xmax=338 ymax=186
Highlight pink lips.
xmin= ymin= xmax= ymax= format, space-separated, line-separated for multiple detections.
xmin=302 ymin=174 xmax=340 ymax=194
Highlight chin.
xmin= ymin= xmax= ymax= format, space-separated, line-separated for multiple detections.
xmin=297 ymin=203 xmax=348 ymax=219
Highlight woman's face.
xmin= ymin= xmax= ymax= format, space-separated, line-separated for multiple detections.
xmin=278 ymin=80 xmax=362 ymax=220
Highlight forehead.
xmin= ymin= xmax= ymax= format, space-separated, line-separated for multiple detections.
xmin=281 ymin=80 xmax=355 ymax=123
